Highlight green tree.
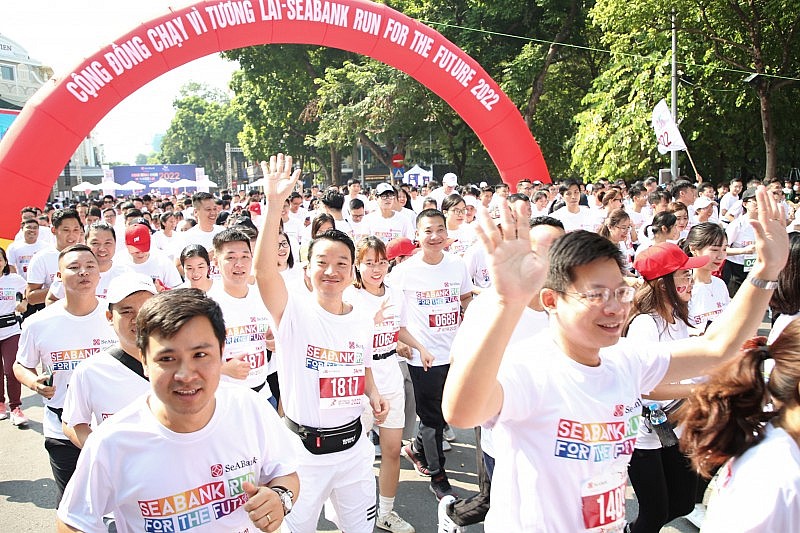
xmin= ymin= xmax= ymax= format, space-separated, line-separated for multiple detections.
xmin=159 ymin=83 xmax=243 ymax=179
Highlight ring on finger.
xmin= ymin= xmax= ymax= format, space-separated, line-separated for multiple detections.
xmin=266 ymin=513 xmax=271 ymax=523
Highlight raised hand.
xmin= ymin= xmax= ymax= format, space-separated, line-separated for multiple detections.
xmin=473 ymin=199 xmax=548 ymax=307
xmin=749 ymin=185 xmax=789 ymax=279
xmin=259 ymin=154 xmax=302 ymax=202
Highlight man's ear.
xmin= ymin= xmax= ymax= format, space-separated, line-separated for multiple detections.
xmin=540 ymin=288 xmax=558 ymax=312
xmin=139 ymin=349 xmax=149 ymax=376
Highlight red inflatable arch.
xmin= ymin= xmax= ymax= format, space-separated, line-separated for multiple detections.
xmin=0 ymin=0 xmax=549 ymax=239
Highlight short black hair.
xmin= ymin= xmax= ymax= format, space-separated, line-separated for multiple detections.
xmin=530 ymin=216 xmax=564 ymax=230
xmin=212 ymin=227 xmax=252 ymax=253
xmin=416 ymin=208 xmax=446 ymax=227
xmin=307 ymin=229 xmax=355 ymax=263
xmin=321 ymin=190 xmax=345 ymax=210
xmin=544 ymin=231 xmax=624 ymax=292
xmin=86 ymin=222 xmax=116 ymax=242
xmin=52 ymin=208 xmax=83 ymax=230
xmin=58 ymin=243 xmax=96 ymax=263
xmin=349 ymin=198 xmax=365 ymax=210
xmin=136 ymin=288 xmax=226 ymax=358
xmin=192 ymin=192 xmax=215 ymax=208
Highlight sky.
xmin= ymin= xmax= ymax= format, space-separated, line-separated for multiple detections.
xmin=3 ymin=0 xmax=239 ymax=164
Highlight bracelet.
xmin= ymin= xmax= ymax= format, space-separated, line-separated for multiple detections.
xmin=749 ymin=277 xmax=779 ymax=290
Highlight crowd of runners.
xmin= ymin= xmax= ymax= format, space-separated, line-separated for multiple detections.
xmin=0 ymin=155 xmax=798 ymax=532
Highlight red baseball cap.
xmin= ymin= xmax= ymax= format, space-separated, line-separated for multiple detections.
xmin=386 ymin=237 xmax=416 ymax=260
xmin=248 ymin=202 xmax=262 ymax=216
xmin=125 ymin=224 xmax=151 ymax=253
xmin=634 ymin=242 xmax=709 ymax=281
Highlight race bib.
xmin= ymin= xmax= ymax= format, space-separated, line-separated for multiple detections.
xmin=581 ymin=470 xmax=627 ymax=532
xmin=243 ymin=350 xmax=266 ymax=369
xmin=743 ymin=255 xmax=756 ymax=272
xmin=428 ymin=311 xmax=459 ymax=328
xmin=319 ymin=365 xmax=365 ymax=409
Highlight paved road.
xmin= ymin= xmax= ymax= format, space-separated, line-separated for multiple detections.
xmin=1 ymin=387 xmax=700 ymax=532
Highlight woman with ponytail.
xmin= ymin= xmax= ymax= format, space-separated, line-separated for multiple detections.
xmin=680 ymin=323 xmax=800 ymax=531
xmin=634 ymin=211 xmax=679 ymax=259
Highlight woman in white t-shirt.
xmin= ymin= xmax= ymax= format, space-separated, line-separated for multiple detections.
xmin=624 ymin=242 xmax=710 ymax=533
xmin=682 ymin=223 xmax=730 ymax=334
xmin=442 ymin=194 xmax=477 ymax=257
xmin=668 ymin=201 xmax=691 ymax=240
xmin=0 ymin=246 xmax=28 ymax=426
xmin=598 ymin=209 xmax=634 ymax=273
xmin=348 ymin=236 xmax=433 ymax=532
xmin=178 ymin=244 xmax=213 ymax=292
xmin=277 ymin=230 xmax=304 ymax=288
xmin=680 ymin=321 xmax=800 ymax=532
xmin=635 ymin=211 xmax=679 ymax=260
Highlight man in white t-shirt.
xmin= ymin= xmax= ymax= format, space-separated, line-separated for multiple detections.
xmin=719 ymin=178 xmax=743 ymax=220
xmin=14 ymin=245 xmax=117 ymax=504
xmin=347 ymin=198 xmax=370 ymax=244
xmin=390 ymin=208 xmax=473 ymax=501
xmin=56 ymin=289 xmax=300 ymax=533
xmin=551 ymin=181 xmax=595 ymax=232
xmin=363 ymin=184 xmax=415 ymax=244
xmin=342 ymin=178 xmax=370 ymax=219
xmin=253 ymin=154 xmax=388 ymax=533
xmin=207 ymin=228 xmax=276 ymax=404
xmin=443 ymin=190 xmax=789 ymax=532
xmin=175 ymin=192 xmax=224 ymax=272
xmin=429 ymin=173 xmax=459 ymax=210
xmin=61 ymin=274 xmax=157 ymax=449
xmin=26 ymin=208 xmax=84 ymax=308
xmin=7 ymin=218 xmax=45 ymax=279
xmin=123 ymin=224 xmax=182 ymax=290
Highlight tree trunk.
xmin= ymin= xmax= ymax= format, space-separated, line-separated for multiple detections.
xmin=329 ymin=146 xmax=342 ymax=186
xmin=757 ymin=85 xmax=777 ymax=180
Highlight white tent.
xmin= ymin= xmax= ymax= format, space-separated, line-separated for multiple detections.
xmin=249 ymin=177 xmax=267 ymax=188
xmin=172 ymin=178 xmax=198 ymax=190
xmin=116 ymin=181 xmax=145 ymax=191
xmin=148 ymin=178 xmax=175 ymax=189
xmin=403 ymin=165 xmax=432 ymax=186
xmin=71 ymin=182 xmax=97 ymax=192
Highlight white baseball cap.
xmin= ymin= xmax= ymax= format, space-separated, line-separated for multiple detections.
xmin=106 ymin=273 xmax=158 ymax=305
xmin=443 ymin=173 xmax=458 ymax=186
xmin=376 ymin=183 xmax=395 ymax=195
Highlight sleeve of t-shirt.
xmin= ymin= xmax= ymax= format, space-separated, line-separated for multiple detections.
xmin=160 ymin=257 xmax=184 ymax=289
xmin=56 ymin=436 xmax=113 ymax=533
xmin=457 ymin=257 xmax=475 ymax=296
xmin=257 ymin=398 xmax=299 ymax=483
xmin=618 ymin=338 xmax=671 ymax=396
xmin=62 ymin=364 xmax=92 ymax=426
xmin=401 ymin=217 xmax=415 ymax=240
xmin=625 ymin=314 xmax=660 ymax=343
xmin=50 ymin=278 xmax=66 ymax=300
xmin=725 ymin=219 xmax=740 ymax=245
xmin=15 ymin=319 xmax=41 ymax=369
xmin=494 ymin=346 xmax=541 ymax=425
xmin=26 ymin=252 xmax=47 ymax=285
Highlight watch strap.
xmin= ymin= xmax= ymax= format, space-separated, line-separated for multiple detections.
xmin=749 ymin=277 xmax=779 ymax=290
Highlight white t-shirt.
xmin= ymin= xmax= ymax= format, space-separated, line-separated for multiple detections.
xmin=388 ymin=253 xmax=473 ymax=366
xmin=26 ymin=246 xmax=59 ymax=289
xmin=702 ymin=424 xmax=800 ymax=532
xmin=151 ymin=230 xmax=179 ymax=260
xmin=57 ymin=383 xmax=298 ymax=533
xmin=726 ymin=215 xmax=756 ymax=267
xmin=179 ymin=224 xmax=225 ymax=254
xmin=551 ymin=206 xmax=596 ymax=233
xmin=486 ymin=332 xmax=670 ymax=532
xmin=625 ymin=313 xmax=689 ymax=450
xmin=463 ymin=245 xmax=492 ymax=289
xmin=274 ymin=292 xmax=373 ymax=443
xmin=15 ymin=300 xmax=117 ymax=439
xmin=341 ymin=193 xmax=369 ymax=219
xmin=348 ymin=220 xmax=370 ymax=244
xmin=344 ymin=285 xmax=406 ymax=395
xmin=688 ymin=276 xmax=730 ymax=332
xmin=49 ymin=262 xmax=132 ymax=301
xmin=62 ymin=348 xmax=150 ymax=427
xmin=446 ymin=225 xmax=478 ymax=257
xmin=452 ymin=291 xmax=550 ymax=459
xmin=719 ymin=192 xmax=740 ymax=216
xmin=362 ymin=211 xmax=415 ymax=244
xmin=122 ymin=251 xmax=183 ymax=289
xmin=332 ymin=218 xmax=354 ymax=239
xmin=6 ymin=240 xmax=46 ymax=279
xmin=0 ymin=273 xmax=26 ymax=341
xmin=208 ymin=284 xmax=274 ymax=388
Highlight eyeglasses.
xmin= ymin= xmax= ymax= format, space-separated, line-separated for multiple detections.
xmin=278 ymin=241 xmax=290 ymax=249
xmin=448 ymin=208 xmax=466 ymax=215
xmin=614 ymin=226 xmax=631 ymax=232
xmin=561 ymin=286 xmax=635 ymax=306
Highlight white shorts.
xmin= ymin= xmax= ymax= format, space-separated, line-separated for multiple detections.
xmin=361 ymin=388 xmax=405 ymax=430
xmin=284 ymin=435 xmax=376 ymax=533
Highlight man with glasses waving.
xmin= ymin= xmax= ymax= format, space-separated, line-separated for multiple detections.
xmin=443 ymin=187 xmax=789 ymax=532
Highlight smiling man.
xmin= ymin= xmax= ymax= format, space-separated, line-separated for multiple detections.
xmin=56 ymin=289 xmax=299 ymax=533
xmin=363 ymin=183 xmax=415 ymax=244
xmin=14 ymin=245 xmax=116 ymax=504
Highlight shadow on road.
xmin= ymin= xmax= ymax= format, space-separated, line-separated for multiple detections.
xmin=0 ymin=478 xmax=56 ymax=509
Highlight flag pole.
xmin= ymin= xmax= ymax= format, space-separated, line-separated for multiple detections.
xmin=683 ymin=146 xmax=700 ymax=181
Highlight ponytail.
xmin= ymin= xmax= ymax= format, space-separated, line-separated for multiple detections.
xmin=679 ymin=336 xmax=773 ymax=478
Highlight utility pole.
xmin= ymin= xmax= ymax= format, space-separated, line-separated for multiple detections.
xmin=225 ymin=142 xmax=244 ymax=191
xmin=670 ymin=10 xmax=679 ymax=180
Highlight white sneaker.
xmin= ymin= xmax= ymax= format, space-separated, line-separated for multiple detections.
xmin=685 ymin=503 xmax=706 ymax=528
xmin=443 ymin=425 xmax=456 ymax=442
xmin=0 ymin=403 xmax=7 ymax=420
xmin=10 ymin=407 xmax=28 ymax=426
xmin=437 ymin=495 xmax=463 ymax=533
xmin=376 ymin=510 xmax=415 ymax=533
xmin=442 ymin=440 xmax=452 ymax=452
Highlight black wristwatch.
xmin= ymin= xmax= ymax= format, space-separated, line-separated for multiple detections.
xmin=271 ymin=486 xmax=294 ymax=516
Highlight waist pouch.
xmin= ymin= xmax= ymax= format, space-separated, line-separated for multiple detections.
xmin=0 ymin=313 xmax=18 ymax=328
xmin=373 ymin=349 xmax=397 ymax=361
xmin=285 ymin=416 xmax=361 ymax=455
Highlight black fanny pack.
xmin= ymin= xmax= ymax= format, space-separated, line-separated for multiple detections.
xmin=48 ymin=406 xmax=64 ymax=422
xmin=285 ymin=416 xmax=361 ymax=455
xmin=373 ymin=349 xmax=397 ymax=361
xmin=0 ymin=313 xmax=18 ymax=328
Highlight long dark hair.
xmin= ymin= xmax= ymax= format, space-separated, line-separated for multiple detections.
xmin=679 ymin=322 xmax=800 ymax=477
xmin=625 ymin=272 xmax=690 ymax=337
xmin=644 ymin=211 xmax=677 ymax=239
xmin=598 ymin=209 xmax=630 ymax=240
xmin=353 ymin=236 xmax=387 ymax=290
xmin=770 ymin=232 xmax=800 ymax=315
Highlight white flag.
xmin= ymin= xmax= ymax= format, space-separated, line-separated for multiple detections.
xmin=652 ymin=99 xmax=687 ymax=154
